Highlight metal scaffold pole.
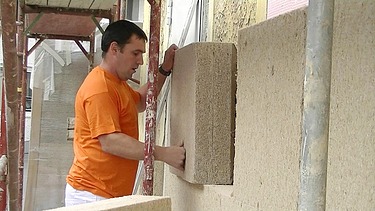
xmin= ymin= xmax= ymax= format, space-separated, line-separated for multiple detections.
xmin=143 ymin=0 xmax=161 ymax=196
xmin=1 ymin=0 xmax=21 ymax=210
xmin=119 ymin=0 xmax=127 ymax=20
xmin=17 ymin=0 xmax=27 ymax=210
xmin=298 ymin=0 xmax=335 ymax=210
xmin=0 ymin=80 xmax=8 ymax=211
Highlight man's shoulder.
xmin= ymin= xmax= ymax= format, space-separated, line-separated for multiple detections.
xmin=77 ymin=67 xmax=109 ymax=99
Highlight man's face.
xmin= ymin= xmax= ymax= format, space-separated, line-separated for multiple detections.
xmin=115 ymin=35 xmax=146 ymax=81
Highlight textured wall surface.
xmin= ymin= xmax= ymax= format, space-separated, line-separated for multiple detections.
xmin=164 ymin=173 xmax=256 ymax=211
xmin=236 ymin=8 xmax=306 ymax=210
xmin=326 ymin=1 xmax=375 ymax=210
xmin=213 ymin=0 xmax=257 ymax=45
xmin=170 ymin=42 xmax=236 ymax=185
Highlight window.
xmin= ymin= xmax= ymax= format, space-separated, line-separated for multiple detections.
xmin=126 ymin=0 xmax=144 ymax=22
xmin=26 ymin=71 xmax=32 ymax=111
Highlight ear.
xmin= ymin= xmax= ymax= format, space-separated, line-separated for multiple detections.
xmin=108 ymin=42 xmax=119 ymax=54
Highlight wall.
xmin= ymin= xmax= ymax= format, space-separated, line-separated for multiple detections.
xmin=326 ymin=1 xmax=375 ymax=209
xmin=212 ymin=0 xmax=257 ymax=44
xmin=163 ymin=1 xmax=375 ymax=210
xmin=164 ymin=7 xmax=305 ymax=211
xmin=267 ymin=0 xmax=308 ymax=19
xmin=235 ymin=8 xmax=305 ymax=210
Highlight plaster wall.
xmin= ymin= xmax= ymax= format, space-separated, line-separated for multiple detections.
xmin=326 ymin=2 xmax=375 ymax=209
xmin=235 ymin=8 xmax=305 ymax=210
xmin=212 ymin=0 xmax=257 ymax=44
xmin=164 ymin=1 xmax=375 ymax=210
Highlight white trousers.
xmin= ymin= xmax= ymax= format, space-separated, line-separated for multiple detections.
xmin=65 ymin=183 xmax=107 ymax=206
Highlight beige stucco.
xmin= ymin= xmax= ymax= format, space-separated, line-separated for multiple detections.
xmin=326 ymin=1 xmax=375 ymax=209
xmin=235 ymin=8 xmax=306 ymax=210
xmin=163 ymin=1 xmax=375 ymax=210
xmin=212 ymin=0 xmax=258 ymax=45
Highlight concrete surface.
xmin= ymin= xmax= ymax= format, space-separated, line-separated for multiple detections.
xmin=170 ymin=42 xmax=236 ymax=185
xmin=46 ymin=195 xmax=171 ymax=211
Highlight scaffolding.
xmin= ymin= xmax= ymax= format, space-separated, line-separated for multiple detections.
xmin=0 ymin=0 xmax=337 ymax=210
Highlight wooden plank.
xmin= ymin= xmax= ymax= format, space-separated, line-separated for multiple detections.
xmin=26 ymin=13 xmax=98 ymax=38
xmin=25 ymin=0 xmax=47 ymax=6
xmin=47 ymin=0 xmax=70 ymax=7
xmin=90 ymin=0 xmax=116 ymax=10
xmin=26 ymin=0 xmax=116 ymax=10
xmin=41 ymin=43 xmax=65 ymax=66
xmin=69 ymin=0 xmax=94 ymax=9
xmin=23 ymin=88 xmax=43 ymax=210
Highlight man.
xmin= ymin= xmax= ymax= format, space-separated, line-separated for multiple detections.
xmin=65 ymin=20 xmax=185 ymax=206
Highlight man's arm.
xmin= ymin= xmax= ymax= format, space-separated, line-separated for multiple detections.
xmin=136 ymin=44 xmax=178 ymax=112
xmin=98 ymin=132 xmax=185 ymax=171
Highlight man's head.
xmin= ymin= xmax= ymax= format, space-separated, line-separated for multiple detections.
xmin=101 ymin=20 xmax=148 ymax=58
xmin=100 ymin=20 xmax=148 ymax=81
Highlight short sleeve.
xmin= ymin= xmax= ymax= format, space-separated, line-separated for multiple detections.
xmin=84 ymin=93 xmax=121 ymax=138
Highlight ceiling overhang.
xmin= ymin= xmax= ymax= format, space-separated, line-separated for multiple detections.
xmin=24 ymin=0 xmax=118 ymax=41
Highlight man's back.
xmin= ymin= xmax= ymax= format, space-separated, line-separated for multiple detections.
xmin=66 ymin=66 xmax=141 ymax=198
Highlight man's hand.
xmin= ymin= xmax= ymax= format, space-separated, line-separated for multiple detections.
xmin=155 ymin=144 xmax=185 ymax=171
xmin=161 ymin=44 xmax=178 ymax=72
xmin=137 ymin=44 xmax=179 ymax=111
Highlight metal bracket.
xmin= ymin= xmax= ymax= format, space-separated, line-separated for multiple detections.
xmin=24 ymin=12 xmax=44 ymax=35
xmin=91 ymin=15 xmax=104 ymax=34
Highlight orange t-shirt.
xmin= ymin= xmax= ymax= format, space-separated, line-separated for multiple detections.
xmin=66 ymin=66 xmax=141 ymax=198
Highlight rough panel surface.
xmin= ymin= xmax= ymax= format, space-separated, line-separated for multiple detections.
xmin=326 ymin=1 xmax=375 ymax=210
xmin=170 ymin=42 xmax=236 ymax=185
xmin=235 ymin=8 xmax=306 ymax=210
xmin=47 ymin=195 xmax=171 ymax=211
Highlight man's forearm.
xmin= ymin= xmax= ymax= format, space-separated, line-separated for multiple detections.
xmin=98 ymin=132 xmax=185 ymax=170
xmin=98 ymin=133 xmax=171 ymax=162
xmin=156 ymin=71 xmax=168 ymax=97
xmin=98 ymin=133 xmax=145 ymax=160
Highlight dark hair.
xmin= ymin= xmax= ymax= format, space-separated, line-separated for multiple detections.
xmin=101 ymin=20 xmax=148 ymax=57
